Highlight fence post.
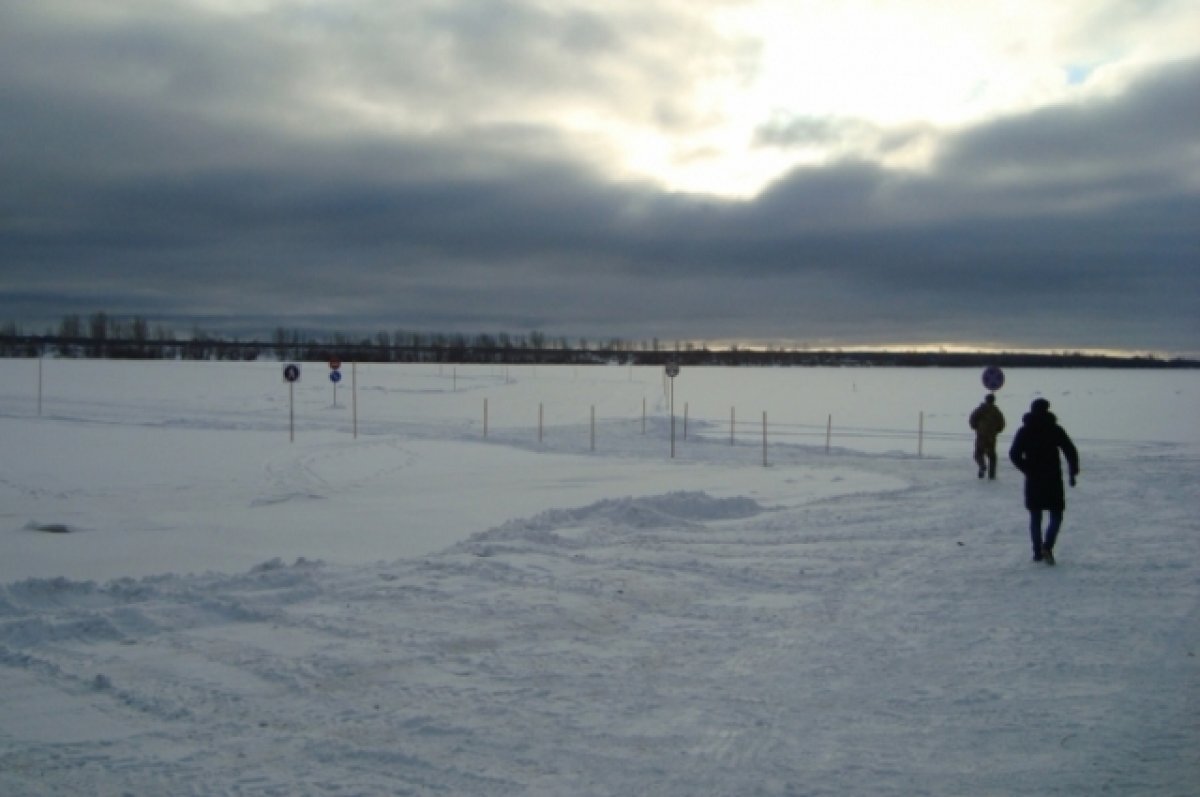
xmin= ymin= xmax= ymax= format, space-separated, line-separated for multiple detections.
xmin=825 ymin=414 xmax=832 ymax=454
xmin=763 ymin=411 xmax=768 ymax=467
xmin=684 ymin=402 xmax=689 ymax=440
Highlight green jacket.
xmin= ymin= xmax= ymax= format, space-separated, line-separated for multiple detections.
xmin=969 ymin=402 xmax=1005 ymax=438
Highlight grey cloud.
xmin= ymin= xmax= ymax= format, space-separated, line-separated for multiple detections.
xmin=0 ymin=5 xmax=1197 ymax=355
xmin=937 ymin=58 xmax=1200 ymax=187
xmin=0 ymin=0 xmax=756 ymax=179
xmin=754 ymin=116 xmax=883 ymax=149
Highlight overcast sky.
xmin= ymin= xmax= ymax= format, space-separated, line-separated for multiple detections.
xmin=2 ymin=0 xmax=1198 ymax=355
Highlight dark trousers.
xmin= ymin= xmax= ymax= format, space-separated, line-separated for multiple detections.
xmin=1029 ymin=509 xmax=1063 ymax=554
xmin=974 ymin=435 xmax=998 ymax=477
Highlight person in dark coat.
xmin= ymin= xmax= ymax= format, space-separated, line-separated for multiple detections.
xmin=969 ymin=394 xmax=1006 ymax=479
xmin=1009 ymin=398 xmax=1080 ymax=564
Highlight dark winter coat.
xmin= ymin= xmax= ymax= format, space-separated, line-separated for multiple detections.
xmin=1009 ymin=408 xmax=1080 ymax=511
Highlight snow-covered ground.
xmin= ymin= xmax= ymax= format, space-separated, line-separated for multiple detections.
xmin=1 ymin=359 xmax=1197 ymax=795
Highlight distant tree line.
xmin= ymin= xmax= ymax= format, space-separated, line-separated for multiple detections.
xmin=0 ymin=313 xmax=1196 ymax=368
xmin=1 ymin=313 xmax=262 ymax=361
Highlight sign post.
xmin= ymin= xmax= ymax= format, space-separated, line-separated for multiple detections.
xmin=665 ymin=360 xmax=680 ymax=458
xmin=330 ymin=368 xmax=342 ymax=405
xmin=282 ymin=363 xmax=301 ymax=442
xmin=329 ymin=357 xmax=342 ymax=407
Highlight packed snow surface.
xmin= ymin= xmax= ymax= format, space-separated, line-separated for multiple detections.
xmin=1 ymin=360 xmax=1197 ymax=795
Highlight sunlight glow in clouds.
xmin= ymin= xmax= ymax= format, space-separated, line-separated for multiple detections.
xmin=611 ymin=0 xmax=1200 ymax=196
xmin=161 ymin=0 xmax=1198 ymax=199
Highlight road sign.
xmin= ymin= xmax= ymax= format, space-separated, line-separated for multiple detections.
xmin=982 ymin=365 xmax=1005 ymax=391
xmin=283 ymin=364 xmax=301 ymax=442
xmin=330 ymin=370 xmax=342 ymax=384
xmin=329 ymin=358 xmax=342 ymax=370
xmin=665 ymin=361 xmax=680 ymax=458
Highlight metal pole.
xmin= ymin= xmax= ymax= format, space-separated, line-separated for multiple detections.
xmin=918 ymin=411 xmax=924 ymax=458
xmin=289 ymin=382 xmax=295 ymax=443
xmin=684 ymin=402 xmax=688 ymax=440
xmin=825 ymin=414 xmax=832 ymax=454
xmin=484 ymin=398 xmax=489 ymax=438
xmin=539 ymin=402 xmax=543 ymax=444
xmin=591 ymin=405 xmax=595 ymax=451
xmin=763 ymin=411 xmax=768 ymax=467
xmin=37 ymin=352 xmax=44 ymax=416
xmin=352 ymin=362 xmax=358 ymax=438
xmin=670 ymin=378 xmax=676 ymax=459
xmin=731 ymin=407 xmax=735 ymax=446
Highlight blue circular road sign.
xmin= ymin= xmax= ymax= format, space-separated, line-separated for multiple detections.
xmin=981 ymin=365 xmax=1005 ymax=391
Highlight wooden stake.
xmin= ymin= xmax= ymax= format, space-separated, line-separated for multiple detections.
xmin=762 ymin=411 xmax=768 ymax=467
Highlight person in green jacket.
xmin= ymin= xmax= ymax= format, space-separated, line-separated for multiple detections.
xmin=968 ymin=394 xmax=1006 ymax=479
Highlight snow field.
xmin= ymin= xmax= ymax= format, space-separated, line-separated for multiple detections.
xmin=0 ymin=359 xmax=1197 ymax=795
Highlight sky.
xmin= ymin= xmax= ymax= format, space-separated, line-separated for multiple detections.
xmin=1 ymin=0 xmax=1198 ymax=356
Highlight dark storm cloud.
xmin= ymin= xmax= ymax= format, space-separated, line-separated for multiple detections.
xmin=938 ymin=59 xmax=1200 ymax=189
xmin=0 ymin=2 xmax=1197 ymax=355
